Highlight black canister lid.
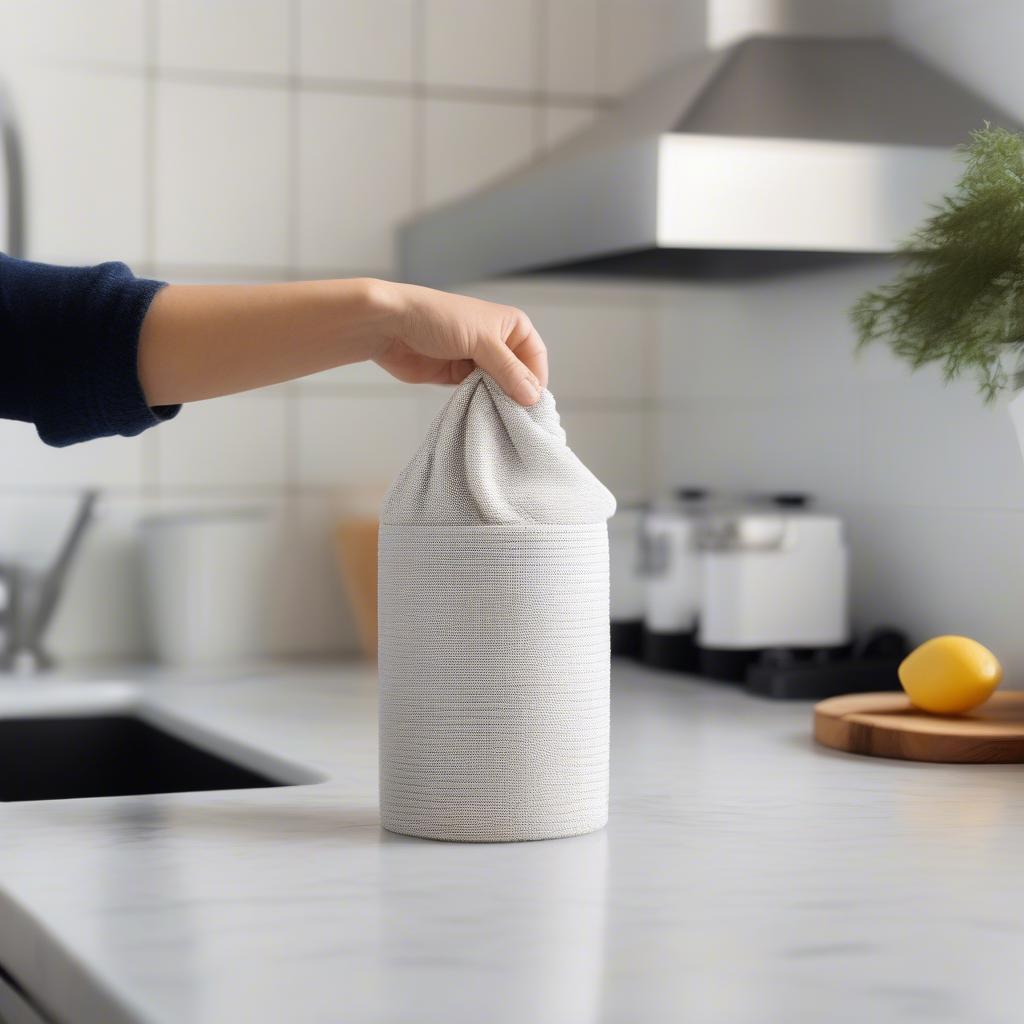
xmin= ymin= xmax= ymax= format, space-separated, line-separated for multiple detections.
xmin=675 ymin=487 xmax=710 ymax=503
xmin=771 ymin=492 xmax=811 ymax=508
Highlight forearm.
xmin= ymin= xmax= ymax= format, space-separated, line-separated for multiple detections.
xmin=138 ymin=277 xmax=393 ymax=405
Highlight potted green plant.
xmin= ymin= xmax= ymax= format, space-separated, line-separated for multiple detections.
xmin=852 ymin=125 xmax=1024 ymax=450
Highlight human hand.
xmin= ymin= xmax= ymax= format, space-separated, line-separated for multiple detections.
xmin=369 ymin=281 xmax=548 ymax=406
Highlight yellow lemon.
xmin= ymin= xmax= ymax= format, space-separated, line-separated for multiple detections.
xmin=898 ymin=635 xmax=1003 ymax=714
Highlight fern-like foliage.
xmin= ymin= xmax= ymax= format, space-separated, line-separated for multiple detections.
xmin=851 ymin=125 xmax=1024 ymax=402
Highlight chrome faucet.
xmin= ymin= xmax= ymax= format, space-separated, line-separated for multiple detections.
xmin=1 ymin=78 xmax=26 ymax=257
xmin=0 ymin=491 xmax=98 ymax=672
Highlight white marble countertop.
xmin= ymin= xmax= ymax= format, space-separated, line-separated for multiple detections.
xmin=1 ymin=661 xmax=1023 ymax=1024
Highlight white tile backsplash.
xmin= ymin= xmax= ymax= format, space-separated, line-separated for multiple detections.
xmin=296 ymin=395 xmax=422 ymax=488
xmin=0 ymin=0 xmax=146 ymax=68
xmin=422 ymin=97 xmax=535 ymax=207
xmin=861 ymin=379 xmax=1024 ymax=512
xmin=156 ymin=394 xmax=290 ymax=490
xmin=154 ymin=81 xmax=289 ymax=266
xmin=0 ymin=0 xmax=674 ymax=664
xmin=0 ymin=420 xmax=145 ymax=490
xmin=601 ymin=0 xmax=700 ymax=96
xmin=6 ymin=0 xmax=1012 ymax=675
xmin=3 ymin=0 xmax=1004 ymax=678
xmin=656 ymin=393 xmax=864 ymax=505
xmin=846 ymin=503 xmax=1024 ymax=670
xmin=298 ymin=0 xmax=415 ymax=83
xmin=650 ymin=252 xmax=1024 ymax=676
xmin=12 ymin=69 xmax=147 ymax=264
xmin=297 ymin=92 xmax=415 ymax=273
xmin=603 ymin=0 xmax=664 ymax=95
xmin=887 ymin=3 xmax=1024 ymax=181
xmin=529 ymin=298 xmax=653 ymax=401
xmin=654 ymin=263 xmax=890 ymax=403
xmin=559 ymin=408 xmax=649 ymax=500
xmin=541 ymin=105 xmax=598 ymax=148
xmin=4 ymin=0 xmax=1022 ymax=677
xmin=423 ymin=0 xmax=537 ymax=92
xmin=156 ymin=0 xmax=290 ymax=75
xmin=266 ymin=495 xmax=359 ymax=657
xmin=544 ymin=0 xmax=601 ymax=96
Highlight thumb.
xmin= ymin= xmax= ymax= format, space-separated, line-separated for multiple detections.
xmin=473 ymin=335 xmax=542 ymax=406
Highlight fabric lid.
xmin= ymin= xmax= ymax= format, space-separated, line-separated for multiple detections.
xmin=382 ymin=369 xmax=617 ymax=526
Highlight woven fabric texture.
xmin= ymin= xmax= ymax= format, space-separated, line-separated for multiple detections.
xmin=382 ymin=369 xmax=615 ymax=526
xmin=379 ymin=371 xmax=616 ymax=842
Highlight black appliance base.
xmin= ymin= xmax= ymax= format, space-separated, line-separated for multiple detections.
xmin=611 ymin=620 xmax=644 ymax=659
xmin=696 ymin=647 xmax=761 ymax=683
xmin=746 ymin=658 xmax=902 ymax=700
xmin=642 ymin=629 xmax=697 ymax=672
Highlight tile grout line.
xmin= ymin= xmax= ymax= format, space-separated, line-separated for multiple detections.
xmin=142 ymin=1 xmax=158 ymax=271
xmin=142 ymin=0 xmax=161 ymax=499
xmin=6 ymin=483 xmax=1020 ymax=517
xmin=135 ymin=262 xmax=685 ymax=306
xmin=286 ymin=0 xmax=301 ymax=278
xmin=284 ymin=0 xmax=302 ymax=495
xmin=50 ymin=58 xmax=608 ymax=110
xmin=410 ymin=0 xmax=427 ymax=214
xmin=533 ymin=0 xmax=547 ymax=152
xmin=642 ymin=304 xmax=657 ymax=497
xmin=596 ymin=0 xmax=610 ymax=99
xmin=289 ymin=0 xmax=303 ymax=486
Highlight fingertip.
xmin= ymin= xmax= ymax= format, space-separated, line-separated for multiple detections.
xmin=522 ymin=329 xmax=549 ymax=390
xmin=513 ymin=376 xmax=541 ymax=406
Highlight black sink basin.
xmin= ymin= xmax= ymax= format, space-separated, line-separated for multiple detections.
xmin=0 ymin=715 xmax=285 ymax=801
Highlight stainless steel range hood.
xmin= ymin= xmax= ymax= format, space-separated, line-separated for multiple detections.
xmin=399 ymin=36 xmax=1015 ymax=285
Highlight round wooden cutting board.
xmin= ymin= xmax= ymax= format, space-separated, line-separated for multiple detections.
xmin=814 ymin=691 xmax=1024 ymax=763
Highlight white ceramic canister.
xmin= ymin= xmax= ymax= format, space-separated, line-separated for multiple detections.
xmin=642 ymin=489 xmax=709 ymax=671
xmin=608 ymin=502 xmax=647 ymax=658
xmin=141 ymin=509 xmax=273 ymax=667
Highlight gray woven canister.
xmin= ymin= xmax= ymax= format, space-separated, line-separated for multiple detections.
xmin=378 ymin=369 xmax=617 ymax=842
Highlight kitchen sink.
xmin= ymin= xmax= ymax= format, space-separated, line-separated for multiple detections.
xmin=0 ymin=715 xmax=282 ymax=801
xmin=0 ymin=682 xmax=322 ymax=802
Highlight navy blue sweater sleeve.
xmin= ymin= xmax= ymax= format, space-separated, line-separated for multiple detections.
xmin=0 ymin=254 xmax=180 ymax=446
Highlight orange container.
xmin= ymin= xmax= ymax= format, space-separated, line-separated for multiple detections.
xmin=333 ymin=517 xmax=379 ymax=661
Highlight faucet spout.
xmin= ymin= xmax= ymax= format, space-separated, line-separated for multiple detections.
xmin=0 ymin=490 xmax=98 ymax=673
